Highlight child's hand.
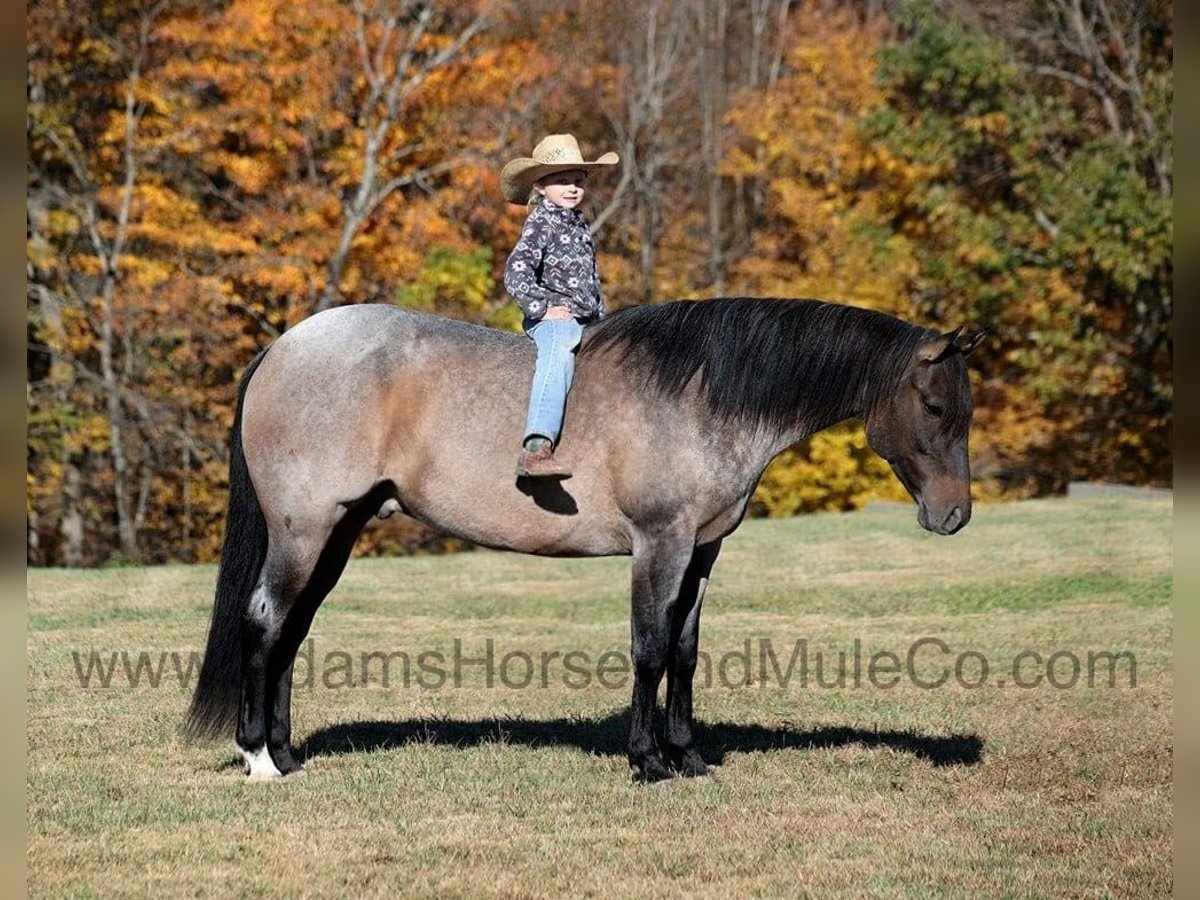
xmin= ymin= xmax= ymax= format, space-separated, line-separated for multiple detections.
xmin=543 ymin=306 xmax=573 ymax=321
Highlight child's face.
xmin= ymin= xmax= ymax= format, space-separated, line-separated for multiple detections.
xmin=534 ymin=170 xmax=587 ymax=209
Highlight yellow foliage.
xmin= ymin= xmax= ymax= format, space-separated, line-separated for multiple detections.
xmin=123 ymin=256 xmax=173 ymax=292
xmin=26 ymin=0 xmax=1170 ymax=565
xmin=220 ymin=153 xmax=275 ymax=195
xmin=726 ymin=7 xmax=915 ymax=315
xmin=753 ymin=423 xmax=908 ymax=516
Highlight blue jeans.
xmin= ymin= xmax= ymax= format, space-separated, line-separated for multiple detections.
xmin=523 ymin=317 xmax=585 ymax=445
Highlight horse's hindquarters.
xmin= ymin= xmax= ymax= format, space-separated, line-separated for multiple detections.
xmin=240 ymin=310 xmax=632 ymax=557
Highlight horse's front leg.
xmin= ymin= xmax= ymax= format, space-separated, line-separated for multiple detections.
xmin=664 ymin=539 xmax=722 ymax=777
xmin=628 ymin=529 xmax=694 ymax=783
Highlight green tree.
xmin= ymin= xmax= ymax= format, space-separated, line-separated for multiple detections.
xmin=863 ymin=0 xmax=1171 ymax=492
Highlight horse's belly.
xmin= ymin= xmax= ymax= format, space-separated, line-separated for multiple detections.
xmin=394 ymin=466 xmax=633 ymax=558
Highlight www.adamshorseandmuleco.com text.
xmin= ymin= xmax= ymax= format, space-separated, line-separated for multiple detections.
xmin=70 ymin=637 xmax=1137 ymax=692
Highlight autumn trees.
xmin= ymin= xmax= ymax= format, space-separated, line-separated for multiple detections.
xmin=29 ymin=0 xmax=209 ymax=563
xmin=29 ymin=0 xmax=515 ymax=563
xmin=27 ymin=0 xmax=1172 ymax=564
xmin=866 ymin=0 xmax=1172 ymax=492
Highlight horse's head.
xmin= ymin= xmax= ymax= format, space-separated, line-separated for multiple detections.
xmin=865 ymin=327 xmax=986 ymax=535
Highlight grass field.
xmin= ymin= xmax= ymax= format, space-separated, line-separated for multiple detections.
xmin=27 ymin=495 xmax=1172 ymax=897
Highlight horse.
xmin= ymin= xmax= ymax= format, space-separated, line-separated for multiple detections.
xmin=185 ymin=297 xmax=985 ymax=782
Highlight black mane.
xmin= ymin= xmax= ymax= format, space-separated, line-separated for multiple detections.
xmin=581 ymin=298 xmax=939 ymax=433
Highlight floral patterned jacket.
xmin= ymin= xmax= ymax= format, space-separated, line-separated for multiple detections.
xmin=504 ymin=198 xmax=605 ymax=327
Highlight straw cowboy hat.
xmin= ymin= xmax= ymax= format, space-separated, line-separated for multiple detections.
xmin=500 ymin=134 xmax=619 ymax=204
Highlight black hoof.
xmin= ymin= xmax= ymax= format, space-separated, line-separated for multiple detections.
xmin=668 ymin=747 xmax=710 ymax=778
xmin=270 ymin=745 xmax=303 ymax=776
xmin=631 ymin=754 xmax=675 ymax=784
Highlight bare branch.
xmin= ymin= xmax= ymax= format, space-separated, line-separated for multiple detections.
xmin=224 ymin=300 xmax=282 ymax=340
xmin=589 ymin=147 xmax=635 ymax=235
xmin=1033 ymin=208 xmax=1060 ymax=240
xmin=768 ymin=0 xmax=792 ymax=91
xmin=30 ymin=343 xmax=223 ymax=460
xmin=368 ymin=154 xmax=476 ymax=215
xmin=318 ymin=2 xmax=492 ymax=311
xmin=1036 ymin=0 xmax=1170 ymax=195
xmin=1033 ymin=63 xmax=1123 ymax=138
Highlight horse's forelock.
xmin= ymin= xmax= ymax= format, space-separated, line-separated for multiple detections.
xmin=938 ymin=351 xmax=975 ymax=440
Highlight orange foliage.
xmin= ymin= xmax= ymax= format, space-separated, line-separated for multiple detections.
xmin=26 ymin=0 xmax=1172 ymax=564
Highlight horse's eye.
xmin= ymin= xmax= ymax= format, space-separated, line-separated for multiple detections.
xmin=923 ymin=400 xmax=944 ymax=418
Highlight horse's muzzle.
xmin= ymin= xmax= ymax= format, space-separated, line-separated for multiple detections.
xmin=918 ymin=501 xmax=970 ymax=535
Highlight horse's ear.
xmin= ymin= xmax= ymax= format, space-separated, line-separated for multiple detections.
xmin=956 ymin=328 xmax=987 ymax=357
xmin=917 ymin=327 xmax=963 ymax=365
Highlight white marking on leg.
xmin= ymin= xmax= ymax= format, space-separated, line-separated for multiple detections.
xmin=241 ymin=745 xmax=283 ymax=781
xmin=248 ymin=582 xmax=279 ymax=631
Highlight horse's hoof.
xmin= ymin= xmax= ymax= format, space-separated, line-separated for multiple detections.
xmin=241 ymin=746 xmax=283 ymax=781
xmin=669 ymin=749 xmax=710 ymax=778
xmin=631 ymin=756 xmax=675 ymax=784
xmin=271 ymin=748 xmax=304 ymax=776
xmin=246 ymin=766 xmax=304 ymax=782
xmin=246 ymin=769 xmax=285 ymax=783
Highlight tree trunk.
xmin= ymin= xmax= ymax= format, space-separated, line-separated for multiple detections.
xmin=61 ymin=464 xmax=85 ymax=567
xmin=98 ymin=273 xmax=137 ymax=559
xmin=702 ymin=0 xmax=729 ymax=295
xmin=315 ymin=3 xmax=486 ymax=313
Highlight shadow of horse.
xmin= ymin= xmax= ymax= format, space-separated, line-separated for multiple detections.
xmin=295 ymin=710 xmax=983 ymax=769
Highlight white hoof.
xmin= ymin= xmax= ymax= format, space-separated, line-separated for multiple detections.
xmin=241 ymin=745 xmax=283 ymax=781
xmin=376 ymin=498 xmax=402 ymax=519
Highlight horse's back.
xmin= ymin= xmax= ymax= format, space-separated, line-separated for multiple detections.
xmin=239 ymin=305 xmax=636 ymax=555
xmin=266 ymin=303 xmax=527 ymax=375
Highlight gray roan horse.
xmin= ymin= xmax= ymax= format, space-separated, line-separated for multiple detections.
xmin=186 ymin=297 xmax=984 ymax=782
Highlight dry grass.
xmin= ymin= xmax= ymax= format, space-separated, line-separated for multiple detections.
xmin=27 ymin=495 xmax=1171 ymax=897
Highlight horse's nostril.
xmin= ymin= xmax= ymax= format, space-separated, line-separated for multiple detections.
xmin=942 ymin=506 xmax=963 ymax=533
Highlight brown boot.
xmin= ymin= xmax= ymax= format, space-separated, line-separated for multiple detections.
xmin=515 ymin=441 xmax=572 ymax=479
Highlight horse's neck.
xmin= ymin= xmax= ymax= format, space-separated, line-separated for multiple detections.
xmin=766 ymin=339 xmax=888 ymax=454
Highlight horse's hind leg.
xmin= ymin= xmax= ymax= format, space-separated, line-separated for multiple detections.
xmin=664 ymin=539 xmax=722 ymax=777
xmin=238 ymin=535 xmax=324 ymax=780
xmin=258 ymin=565 xmax=328 ymax=777
xmin=252 ymin=494 xmax=388 ymax=777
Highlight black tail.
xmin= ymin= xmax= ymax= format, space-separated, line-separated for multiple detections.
xmin=184 ymin=350 xmax=270 ymax=740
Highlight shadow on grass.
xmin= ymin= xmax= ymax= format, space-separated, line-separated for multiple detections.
xmin=297 ymin=711 xmax=983 ymax=768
